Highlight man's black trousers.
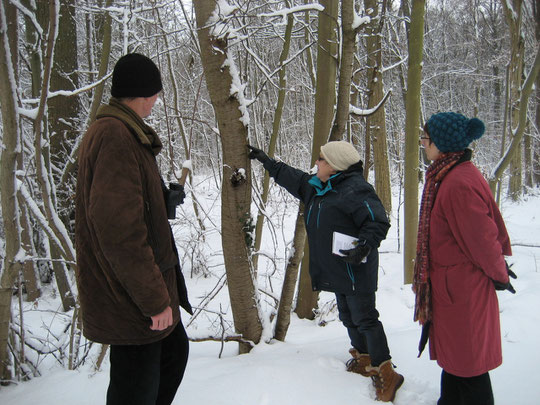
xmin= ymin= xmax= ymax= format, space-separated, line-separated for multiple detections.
xmin=107 ymin=322 xmax=189 ymax=405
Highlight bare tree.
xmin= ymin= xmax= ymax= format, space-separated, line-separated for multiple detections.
xmin=295 ymin=0 xmax=339 ymax=320
xmin=194 ymin=0 xmax=262 ymax=353
xmin=403 ymin=0 xmax=426 ymax=284
xmin=0 ymin=0 xmax=24 ymax=383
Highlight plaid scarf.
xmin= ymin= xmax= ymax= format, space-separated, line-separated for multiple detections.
xmin=413 ymin=150 xmax=467 ymax=324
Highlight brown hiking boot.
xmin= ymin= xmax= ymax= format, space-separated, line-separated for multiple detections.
xmin=366 ymin=359 xmax=404 ymax=402
xmin=345 ymin=348 xmax=377 ymax=377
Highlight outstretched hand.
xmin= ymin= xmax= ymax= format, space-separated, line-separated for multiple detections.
xmin=248 ymin=144 xmax=270 ymax=164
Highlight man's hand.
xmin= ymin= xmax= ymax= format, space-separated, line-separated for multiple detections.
xmin=339 ymin=240 xmax=371 ymax=265
xmin=248 ymin=145 xmax=270 ymax=163
xmin=150 ymin=306 xmax=173 ymax=331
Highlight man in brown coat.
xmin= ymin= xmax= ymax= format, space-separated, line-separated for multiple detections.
xmin=75 ymin=53 xmax=192 ymax=405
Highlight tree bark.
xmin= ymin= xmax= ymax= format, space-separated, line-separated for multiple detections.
xmin=533 ymin=0 xmax=540 ymax=187
xmin=49 ymin=0 xmax=80 ymax=173
xmin=364 ymin=0 xmax=392 ymax=214
xmin=329 ymin=0 xmax=356 ymax=141
xmin=32 ymin=1 xmax=77 ymax=310
xmin=295 ymin=0 xmax=339 ymax=320
xmin=489 ymin=46 xmax=540 ymax=193
xmin=501 ymin=0 xmax=524 ymax=200
xmin=194 ymin=0 xmax=262 ymax=353
xmin=274 ymin=206 xmax=306 ymax=341
xmin=403 ymin=0 xmax=425 ymax=284
xmin=0 ymin=0 xmax=23 ymax=383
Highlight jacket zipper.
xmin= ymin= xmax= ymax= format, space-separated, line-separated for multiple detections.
xmin=346 ymin=263 xmax=356 ymax=291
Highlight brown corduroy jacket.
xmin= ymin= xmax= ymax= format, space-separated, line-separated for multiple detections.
xmin=75 ymin=99 xmax=192 ymax=345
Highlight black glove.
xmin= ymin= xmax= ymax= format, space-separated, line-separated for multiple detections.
xmin=339 ymin=240 xmax=371 ymax=265
xmin=165 ymin=183 xmax=185 ymax=219
xmin=493 ymin=261 xmax=517 ymax=294
xmin=248 ymin=145 xmax=270 ymax=164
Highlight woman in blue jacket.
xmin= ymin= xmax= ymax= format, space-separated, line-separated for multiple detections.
xmin=249 ymin=141 xmax=404 ymax=402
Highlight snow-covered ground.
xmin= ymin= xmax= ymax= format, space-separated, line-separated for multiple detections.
xmin=1 ymin=179 xmax=539 ymax=405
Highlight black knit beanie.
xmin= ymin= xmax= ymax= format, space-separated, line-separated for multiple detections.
xmin=425 ymin=112 xmax=485 ymax=152
xmin=111 ymin=53 xmax=163 ymax=98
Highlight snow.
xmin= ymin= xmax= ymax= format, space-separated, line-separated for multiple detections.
xmin=206 ymin=1 xmax=251 ymax=127
xmin=182 ymin=160 xmax=193 ymax=171
xmin=1 ymin=178 xmax=539 ymax=405
xmin=352 ymin=13 xmax=371 ymax=30
xmin=259 ymin=4 xmax=325 ymax=25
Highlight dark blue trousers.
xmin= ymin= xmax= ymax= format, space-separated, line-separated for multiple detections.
xmin=335 ymin=292 xmax=391 ymax=367
xmin=438 ymin=370 xmax=494 ymax=405
xmin=106 ymin=322 xmax=189 ymax=405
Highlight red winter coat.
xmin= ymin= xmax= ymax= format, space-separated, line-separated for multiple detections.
xmin=428 ymin=161 xmax=511 ymax=377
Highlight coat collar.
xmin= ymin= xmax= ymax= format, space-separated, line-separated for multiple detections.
xmin=96 ymin=98 xmax=163 ymax=156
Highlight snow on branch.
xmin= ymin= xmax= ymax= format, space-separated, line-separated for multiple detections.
xmin=9 ymin=0 xmax=44 ymax=37
xmin=16 ymin=179 xmax=69 ymax=260
xmin=349 ymin=90 xmax=392 ymax=117
xmin=352 ymin=13 xmax=370 ymax=30
xmin=258 ymin=4 xmax=324 ymax=25
xmin=207 ymin=0 xmax=240 ymax=40
xmin=205 ymin=1 xmax=251 ymax=127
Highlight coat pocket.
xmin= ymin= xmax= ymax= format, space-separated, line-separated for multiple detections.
xmin=431 ymin=262 xmax=473 ymax=306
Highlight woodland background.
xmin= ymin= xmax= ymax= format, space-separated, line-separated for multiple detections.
xmin=0 ymin=0 xmax=538 ymax=386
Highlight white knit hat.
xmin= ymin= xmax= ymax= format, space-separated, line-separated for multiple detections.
xmin=320 ymin=141 xmax=361 ymax=171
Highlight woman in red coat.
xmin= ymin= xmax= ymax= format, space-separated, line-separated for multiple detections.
xmin=413 ymin=112 xmax=515 ymax=405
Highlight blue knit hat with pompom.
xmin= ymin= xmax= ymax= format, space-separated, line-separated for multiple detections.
xmin=425 ymin=112 xmax=485 ymax=152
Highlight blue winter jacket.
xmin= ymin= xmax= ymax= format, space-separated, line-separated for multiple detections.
xmin=264 ymin=159 xmax=390 ymax=295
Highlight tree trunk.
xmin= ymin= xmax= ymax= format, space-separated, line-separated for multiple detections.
xmin=151 ymin=1 xmax=206 ymax=234
xmin=61 ymin=0 xmax=113 ymax=186
xmin=49 ymin=0 xmax=79 ymax=171
xmin=329 ymin=0 xmax=356 ymax=142
xmin=194 ymin=0 xmax=262 ymax=353
xmin=501 ymin=0 xmax=524 ymax=200
xmin=32 ymin=1 xmax=77 ymax=310
xmin=403 ymin=0 xmax=425 ymax=285
xmin=274 ymin=206 xmax=307 ymax=341
xmin=253 ymin=9 xmax=294 ymax=272
xmin=0 ymin=0 xmax=23 ymax=383
xmin=489 ymin=47 xmax=540 ymax=193
xmin=295 ymin=0 xmax=339 ymax=320
xmin=533 ymin=0 xmax=540 ymax=187
xmin=364 ymin=0 xmax=392 ymax=215
xmin=8 ymin=2 xmax=40 ymax=303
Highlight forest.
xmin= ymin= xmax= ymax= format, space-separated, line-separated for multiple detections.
xmin=0 ymin=0 xmax=538 ymax=385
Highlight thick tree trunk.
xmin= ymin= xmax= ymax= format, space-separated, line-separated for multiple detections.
xmin=403 ymin=0 xmax=425 ymax=284
xmin=295 ymin=0 xmax=339 ymax=320
xmin=194 ymin=0 xmax=262 ymax=353
xmin=49 ymin=0 xmax=79 ymax=171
